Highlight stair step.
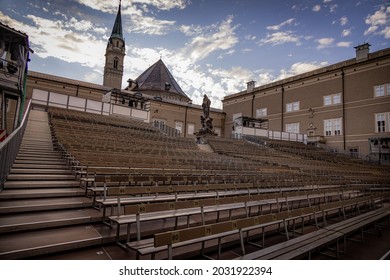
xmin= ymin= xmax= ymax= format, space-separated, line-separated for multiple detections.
xmin=10 ymin=169 xmax=72 ymax=175
xmin=16 ymin=155 xmax=62 ymax=161
xmin=6 ymin=174 xmax=75 ymax=181
xmin=0 ymin=188 xmax=85 ymax=199
xmin=0 ymin=225 xmax=102 ymax=259
xmin=0 ymin=197 xmax=93 ymax=214
xmin=4 ymin=180 xmax=80 ymax=189
xmin=12 ymin=164 xmax=69 ymax=169
xmin=0 ymin=209 xmax=101 ymax=233
xmin=17 ymin=151 xmax=60 ymax=156
xmin=13 ymin=160 xmax=66 ymax=165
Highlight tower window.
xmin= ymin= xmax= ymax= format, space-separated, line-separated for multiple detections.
xmin=113 ymin=57 xmax=119 ymax=69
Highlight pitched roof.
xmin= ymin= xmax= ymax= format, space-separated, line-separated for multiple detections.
xmin=135 ymin=59 xmax=190 ymax=100
xmin=110 ymin=2 xmax=123 ymax=40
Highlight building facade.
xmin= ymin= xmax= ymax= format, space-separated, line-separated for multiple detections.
xmin=0 ymin=22 xmax=32 ymax=139
xmin=223 ymin=44 xmax=390 ymax=163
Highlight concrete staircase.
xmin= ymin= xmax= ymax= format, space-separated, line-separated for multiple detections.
xmin=0 ymin=108 xmax=105 ymax=259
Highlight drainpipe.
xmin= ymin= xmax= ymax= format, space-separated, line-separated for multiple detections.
xmin=251 ymin=94 xmax=255 ymax=118
xmin=341 ymin=69 xmax=346 ymax=151
xmin=184 ymin=105 xmax=188 ymax=137
xmin=281 ymin=85 xmax=285 ymax=132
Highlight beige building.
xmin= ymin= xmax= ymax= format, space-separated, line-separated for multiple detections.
xmin=223 ymin=44 xmax=390 ymax=163
xmin=25 ymin=2 xmax=225 ymax=139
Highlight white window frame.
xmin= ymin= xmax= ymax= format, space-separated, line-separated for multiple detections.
xmin=324 ymin=118 xmax=342 ymax=136
xmin=286 ymin=101 xmax=299 ymax=112
xmin=324 ymin=95 xmax=332 ymax=106
xmin=175 ymin=121 xmax=183 ymax=134
xmin=187 ymin=123 xmax=195 ymax=135
xmin=375 ymin=113 xmax=386 ymax=133
xmin=324 ymin=93 xmax=341 ymax=106
xmin=286 ymin=123 xmax=300 ymax=134
xmin=333 ymin=93 xmax=341 ymax=104
xmin=374 ymin=85 xmax=385 ymax=97
xmin=256 ymin=108 xmax=267 ymax=118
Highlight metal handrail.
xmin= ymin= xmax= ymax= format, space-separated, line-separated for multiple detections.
xmin=0 ymin=99 xmax=32 ymax=191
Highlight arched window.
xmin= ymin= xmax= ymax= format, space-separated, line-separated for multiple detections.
xmin=113 ymin=57 xmax=119 ymax=69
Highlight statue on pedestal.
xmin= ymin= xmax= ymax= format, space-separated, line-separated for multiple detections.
xmin=195 ymin=94 xmax=217 ymax=140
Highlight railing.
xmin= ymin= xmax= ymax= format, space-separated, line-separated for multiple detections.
xmin=0 ymin=99 xmax=31 ymax=191
xmin=153 ymin=120 xmax=181 ymax=137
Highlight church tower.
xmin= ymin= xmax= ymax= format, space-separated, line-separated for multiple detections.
xmin=103 ymin=1 xmax=125 ymax=89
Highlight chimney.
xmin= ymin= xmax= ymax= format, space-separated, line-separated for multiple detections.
xmin=247 ymin=80 xmax=255 ymax=93
xmin=354 ymin=43 xmax=371 ymax=62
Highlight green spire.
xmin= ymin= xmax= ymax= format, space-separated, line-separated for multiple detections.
xmin=110 ymin=0 xmax=123 ymax=40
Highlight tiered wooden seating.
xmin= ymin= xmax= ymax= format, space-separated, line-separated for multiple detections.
xmin=46 ymin=107 xmax=390 ymax=260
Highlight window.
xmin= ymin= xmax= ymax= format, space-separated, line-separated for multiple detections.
xmin=348 ymin=147 xmax=359 ymax=158
xmin=324 ymin=95 xmax=332 ymax=106
xmin=324 ymin=93 xmax=341 ymax=106
xmin=113 ymin=57 xmax=119 ymax=69
xmin=374 ymin=85 xmax=385 ymax=97
xmin=324 ymin=120 xmax=333 ymax=136
xmin=324 ymin=118 xmax=342 ymax=136
xmin=286 ymin=101 xmax=299 ymax=112
xmin=376 ymin=113 xmax=386 ymax=132
xmin=333 ymin=93 xmax=341 ymax=104
xmin=187 ymin=123 xmax=194 ymax=135
xmin=256 ymin=108 xmax=267 ymax=118
xmin=175 ymin=121 xmax=183 ymax=134
xmin=286 ymin=123 xmax=299 ymax=134
xmin=334 ymin=118 xmax=342 ymax=135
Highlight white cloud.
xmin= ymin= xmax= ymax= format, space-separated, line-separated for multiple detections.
xmin=379 ymin=26 xmax=390 ymax=39
xmin=323 ymin=0 xmax=332 ymax=3
xmin=337 ymin=41 xmax=352 ymax=47
xmin=364 ymin=6 xmax=389 ymax=38
xmin=255 ymin=61 xmax=329 ymax=86
xmin=312 ymin=5 xmax=321 ymax=12
xmin=0 ymin=12 xmax=107 ymax=69
xmin=340 ymin=16 xmax=348 ymax=26
xmin=181 ymin=15 xmax=239 ymax=62
xmin=341 ymin=29 xmax=352 ymax=37
xmin=316 ymin=37 xmax=334 ymax=49
xmin=266 ymin=18 xmax=295 ymax=31
xmin=130 ymin=15 xmax=176 ymax=35
xmin=180 ymin=24 xmax=204 ymax=36
xmin=259 ymin=31 xmax=301 ymax=46
xmin=244 ymin=34 xmax=257 ymax=41
xmin=329 ymin=4 xmax=338 ymax=13
xmin=278 ymin=61 xmax=328 ymax=79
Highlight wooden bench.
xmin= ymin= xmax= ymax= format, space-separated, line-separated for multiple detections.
xmin=236 ymin=194 xmax=390 ymax=260
xmin=126 ymin=194 xmax=387 ymax=259
xmin=99 ymin=185 xmax=363 ymax=221
xmin=126 ymin=205 xmax=319 ymax=259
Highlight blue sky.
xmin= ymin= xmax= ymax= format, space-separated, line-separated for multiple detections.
xmin=1 ymin=0 xmax=389 ymax=108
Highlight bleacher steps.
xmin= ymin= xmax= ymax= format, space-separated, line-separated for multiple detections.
xmin=0 ymin=108 xmax=109 ymax=259
xmin=6 ymin=174 xmax=75 ymax=181
xmin=0 ymin=225 xmax=103 ymax=260
xmin=0 ymin=197 xmax=93 ymax=214
xmin=10 ymin=169 xmax=72 ymax=175
xmin=197 ymin=143 xmax=214 ymax=153
xmin=0 ymin=188 xmax=85 ymax=199
xmin=12 ymin=164 xmax=69 ymax=169
xmin=3 ymin=180 xmax=80 ymax=189
xmin=0 ymin=209 xmax=101 ymax=233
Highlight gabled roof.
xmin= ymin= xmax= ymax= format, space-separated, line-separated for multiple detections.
xmin=135 ymin=59 xmax=190 ymax=100
xmin=110 ymin=2 xmax=123 ymax=40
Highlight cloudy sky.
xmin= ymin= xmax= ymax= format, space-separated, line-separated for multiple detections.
xmin=1 ymin=0 xmax=389 ymax=108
